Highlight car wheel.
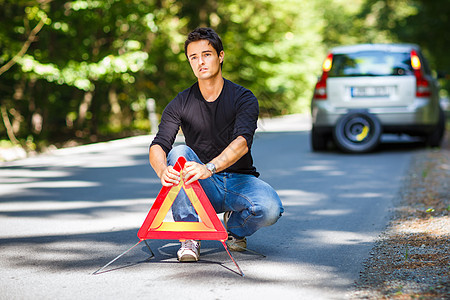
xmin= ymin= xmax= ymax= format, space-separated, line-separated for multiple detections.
xmin=311 ymin=127 xmax=328 ymax=151
xmin=426 ymin=106 xmax=446 ymax=147
xmin=333 ymin=112 xmax=382 ymax=153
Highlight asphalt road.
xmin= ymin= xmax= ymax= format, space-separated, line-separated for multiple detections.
xmin=0 ymin=116 xmax=417 ymax=299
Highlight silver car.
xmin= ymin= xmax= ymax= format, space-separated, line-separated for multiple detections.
xmin=311 ymin=43 xmax=445 ymax=153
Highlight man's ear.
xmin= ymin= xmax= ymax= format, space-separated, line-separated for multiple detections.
xmin=219 ymin=50 xmax=224 ymax=63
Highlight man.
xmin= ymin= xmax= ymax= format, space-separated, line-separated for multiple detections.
xmin=149 ymin=27 xmax=283 ymax=262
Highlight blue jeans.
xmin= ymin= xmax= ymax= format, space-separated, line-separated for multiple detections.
xmin=167 ymin=145 xmax=284 ymax=238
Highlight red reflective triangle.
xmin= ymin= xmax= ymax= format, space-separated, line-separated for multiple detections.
xmin=137 ymin=156 xmax=228 ymax=241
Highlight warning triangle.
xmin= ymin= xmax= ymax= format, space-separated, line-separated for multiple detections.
xmin=137 ymin=156 xmax=228 ymax=241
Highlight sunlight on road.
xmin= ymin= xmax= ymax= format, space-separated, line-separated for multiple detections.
xmin=0 ymin=180 xmax=100 ymax=196
xmin=276 ymin=189 xmax=326 ymax=207
xmin=0 ymin=198 xmax=152 ymax=212
xmin=303 ymin=230 xmax=375 ymax=246
xmin=0 ymin=197 xmax=155 ymax=238
xmin=218 ymin=261 xmax=352 ymax=299
xmin=309 ymin=209 xmax=353 ymax=216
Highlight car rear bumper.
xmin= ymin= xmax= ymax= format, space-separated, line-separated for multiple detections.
xmin=313 ymin=123 xmax=435 ymax=136
xmin=312 ymin=98 xmax=438 ymax=127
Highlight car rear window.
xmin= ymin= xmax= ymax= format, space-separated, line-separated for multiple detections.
xmin=329 ymin=51 xmax=413 ymax=77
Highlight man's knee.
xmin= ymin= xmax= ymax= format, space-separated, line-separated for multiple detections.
xmin=252 ymin=198 xmax=283 ymax=227
xmin=167 ymin=145 xmax=195 ymax=164
xmin=263 ymin=204 xmax=283 ymax=226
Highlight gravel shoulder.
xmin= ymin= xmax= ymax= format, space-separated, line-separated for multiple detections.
xmin=351 ymin=132 xmax=450 ymax=299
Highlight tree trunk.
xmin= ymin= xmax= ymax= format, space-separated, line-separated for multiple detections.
xmin=108 ymin=86 xmax=122 ymax=129
xmin=77 ymin=91 xmax=93 ymax=127
xmin=1 ymin=105 xmax=20 ymax=145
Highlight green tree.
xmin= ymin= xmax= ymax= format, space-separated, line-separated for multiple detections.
xmin=1 ymin=0 xmax=327 ymax=150
xmin=8 ymin=0 xmax=447 ymax=152
xmin=357 ymin=0 xmax=450 ymax=96
xmin=0 ymin=0 xmax=188 ymax=149
xmin=216 ymin=0 xmax=325 ymax=115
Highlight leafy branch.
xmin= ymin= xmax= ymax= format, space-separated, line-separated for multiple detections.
xmin=0 ymin=13 xmax=48 ymax=77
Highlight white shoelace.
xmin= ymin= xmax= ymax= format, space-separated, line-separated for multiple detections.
xmin=181 ymin=240 xmax=199 ymax=251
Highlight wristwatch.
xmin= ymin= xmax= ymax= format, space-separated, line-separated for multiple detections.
xmin=205 ymin=163 xmax=216 ymax=176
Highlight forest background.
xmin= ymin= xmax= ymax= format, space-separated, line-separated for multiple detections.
xmin=0 ymin=0 xmax=449 ymax=152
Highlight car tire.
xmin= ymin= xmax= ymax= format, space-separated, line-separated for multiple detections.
xmin=311 ymin=127 xmax=328 ymax=151
xmin=333 ymin=111 xmax=382 ymax=153
xmin=426 ymin=106 xmax=446 ymax=147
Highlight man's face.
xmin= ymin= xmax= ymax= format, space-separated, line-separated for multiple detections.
xmin=186 ymin=39 xmax=224 ymax=80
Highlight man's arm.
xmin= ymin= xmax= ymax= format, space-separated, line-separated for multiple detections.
xmin=150 ymin=134 xmax=249 ymax=186
xmin=209 ymin=135 xmax=248 ymax=173
xmin=183 ymin=135 xmax=248 ymax=185
xmin=149 ymin=144 xmax=180 ymax=186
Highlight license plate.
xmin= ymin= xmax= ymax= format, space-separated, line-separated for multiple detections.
xmin=351 ymin=86 xmax=392 ymax=97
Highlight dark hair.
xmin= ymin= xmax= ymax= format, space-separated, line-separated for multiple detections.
xmin=184 ymin=27 xmax=224 ymax=66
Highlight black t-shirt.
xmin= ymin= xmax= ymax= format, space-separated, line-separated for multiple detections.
xmin=151 ymin=78 xmax=259 ymax=176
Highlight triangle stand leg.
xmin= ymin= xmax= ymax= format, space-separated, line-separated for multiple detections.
xmin=144 ymin=240 xmax=155 ymax=260
xmin=92 ymin=240 xmax=142 ymax=275
xmin=221 ymin=241 xmax=245 ymax=277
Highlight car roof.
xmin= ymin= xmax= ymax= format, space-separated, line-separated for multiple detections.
xmin=330 ymin=43 xmax=420 ymax=54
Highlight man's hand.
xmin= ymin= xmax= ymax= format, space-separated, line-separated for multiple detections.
xmin=183 ymin=161 xmax=211 ymax=185
xmin=160 ymin=166 xmax=181 ymax=187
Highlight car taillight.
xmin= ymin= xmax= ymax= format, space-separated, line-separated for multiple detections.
xmin=313 ymin=53 xmax=333 ymax=100
xmin=322 ymin=53 xmax=333 ymax=72
xmin=314 ymin=76 xmax=328 ymax=99
xmin=411 ymin=49 xmax=431 ymax=97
